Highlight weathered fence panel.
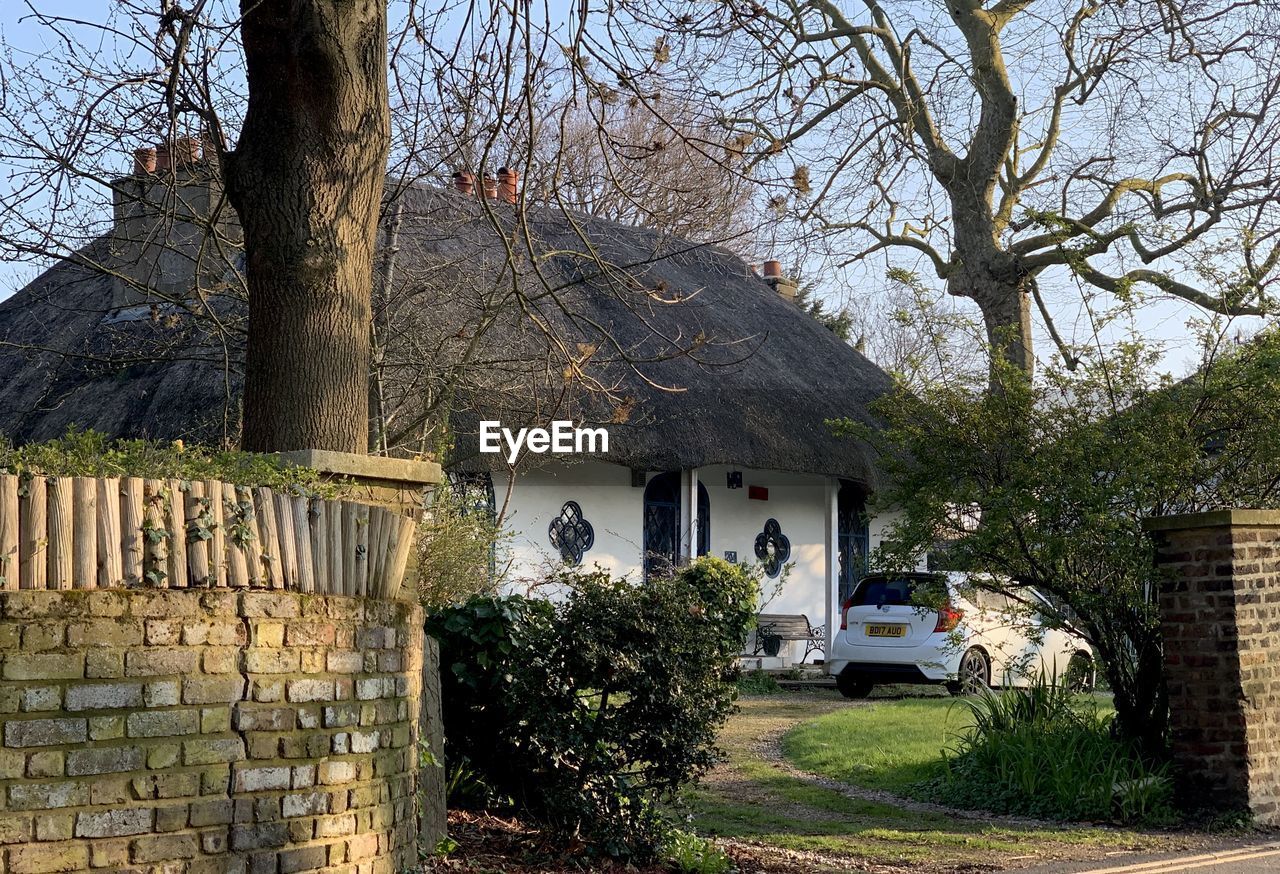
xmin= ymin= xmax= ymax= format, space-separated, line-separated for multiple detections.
xmin=0 ymin=474 xmax=16 ymax=590
xmin=18 ymin=474 xmax=45 ymax=590
xmin=0 ymin=475 xmax=415 ymax=597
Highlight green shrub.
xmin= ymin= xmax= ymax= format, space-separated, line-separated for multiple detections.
xmin=426 ymin=557 xmax=759 ymax=859
xmin=662 ymin=829 xmax=733 ymax=874
xmin=932 ymin=679 xmax=1173 ymax=824
xmin=415 ymin=484 xmax=507 ymax=609
xmin=735 ymin=669 xmax=781 ymax=695
xmin=426 ymin=594 xmax=554 ymax=809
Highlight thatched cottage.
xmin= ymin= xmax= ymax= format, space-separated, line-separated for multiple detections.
xmin=0 ymin=144 xmax=913 ymax=663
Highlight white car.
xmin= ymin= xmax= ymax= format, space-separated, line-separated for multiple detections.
xmin=827 ymin=571 xmax=1094 ymax=698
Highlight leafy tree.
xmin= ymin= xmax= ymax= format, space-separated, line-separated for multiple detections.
xmin=845 ymin=329 xmax=1280 ymax=751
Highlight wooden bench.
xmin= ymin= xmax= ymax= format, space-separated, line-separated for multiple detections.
xmin=753 ymin=613 xmax=826 ymax=663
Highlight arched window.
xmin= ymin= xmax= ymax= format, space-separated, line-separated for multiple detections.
xmin=837 ymin=481 xmax=870 ymax=603
xmin=643 ymin=472 xmax=710 ymax=580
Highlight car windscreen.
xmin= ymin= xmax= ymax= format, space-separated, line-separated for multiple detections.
xmin=850 ymin=575 xmax=945 ymax=608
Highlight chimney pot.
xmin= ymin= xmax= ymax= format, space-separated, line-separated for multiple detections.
xmin=453 ymin=171 xmax=475 ymax=196
xmin=133 ymin=147 xmax=157 ymax=175
xmin=153 ymin=143 xmax=171 ymax=172
xmin=760 ymin=259 xmax=796 ymax=301
xmin=173 ymin=135 xmax=201 ymax=166
xmin=482 ymin=173 xmax=498 ymax=200
xmin=497 ymin=167 xmax=518 ymax=204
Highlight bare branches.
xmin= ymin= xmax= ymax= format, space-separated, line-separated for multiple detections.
xmin=584 ymin=0 xmax=1280 ymax=374
xmin=0 ymin=0 xmax=786 ymax=454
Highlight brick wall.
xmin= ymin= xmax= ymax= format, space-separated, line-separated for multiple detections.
xmin=1148 ymin=509 xmax=1280 ymax=823
xmin=0 ymin=589 xmax=425 ymax=873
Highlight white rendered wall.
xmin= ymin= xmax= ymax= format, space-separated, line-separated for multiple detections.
xmin=696 ymin=465 xmax=831 ymax=664
xmin=869 ymin=509 xmax=918 ymax=559
xmin=695 ymin=465 xmax=829 ymax=621
xmin=490 ymin=460 xmax=908 ymax=663
xmin=492 ymin=460 xmax=647 ymax=594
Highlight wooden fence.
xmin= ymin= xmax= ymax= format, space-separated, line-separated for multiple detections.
xmin=0 ymin=475 xmax=416 ymax=598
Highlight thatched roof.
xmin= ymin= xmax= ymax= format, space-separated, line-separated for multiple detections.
xmin=0 ymin=183 xmax=894 ymax=487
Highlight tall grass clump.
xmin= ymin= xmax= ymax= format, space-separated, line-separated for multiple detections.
xmin=932 ymin=676 xmax=1173 ymax=824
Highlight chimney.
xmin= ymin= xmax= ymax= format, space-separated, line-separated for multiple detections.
xmin=497 ymin=167 xmax=518 ymax=204
xmin=109 ymin=141 xmax=240 ymax=310
xmin=172 ymin=135 xmax=201 ymax=167
xmin=482 ymin=173 xmax=498 ymax=200
xmin=133 ymin=147 xmax=157 ymax=175
xmin=453 ymin=171 xmax=474 ymax=196
xmin=761 ymin=259 xmax=798 ymax=302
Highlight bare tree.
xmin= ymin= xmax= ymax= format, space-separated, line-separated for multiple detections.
xmin=547 ymin=97 xmax=759 ymax=246
xmin=582 ymin=0 xmax=1280 ymax=378
xmin=0 ymin=0 xmax=390 ymax=454
xmin=0 ymin=2 xmax=764 ymax=457
xmin=850 ymin=268 xmax=988 ymax=388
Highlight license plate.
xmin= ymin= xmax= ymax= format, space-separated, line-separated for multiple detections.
xmin=865 ymin=624 xmax=907 ymax=638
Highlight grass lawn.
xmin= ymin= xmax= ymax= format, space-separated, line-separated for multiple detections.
xmin=785 ymin=692 xmax=1119 ymax=797
xmin=782 ymin=697 xmax=965 ymax=795
xmin=680 ymin=692 xmax=1197 ymax=873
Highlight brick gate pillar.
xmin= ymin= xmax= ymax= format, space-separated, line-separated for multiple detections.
xmin=1145 ymin=509 xmax=1280 ymax=822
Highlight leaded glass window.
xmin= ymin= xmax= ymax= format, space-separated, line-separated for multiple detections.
xmin=549 ymin=501 xmax=594 ymax=565
xmin=754 ymin=518 xmax=791 ymax=578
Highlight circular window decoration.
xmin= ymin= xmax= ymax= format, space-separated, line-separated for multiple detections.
xmin=549 ymin=501 xmax=595 ymax=566
xmin=754 ymin=518 xmax=791 ymax=578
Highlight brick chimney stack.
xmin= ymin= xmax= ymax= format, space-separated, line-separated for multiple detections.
xmin=109 ymin=139 xmax=240 ymax=310
xmin=761 ymin=260 xmax=798 ymax=302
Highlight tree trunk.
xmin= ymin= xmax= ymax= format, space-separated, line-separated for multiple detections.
xmin=947 ymin=262 xmax=1034 ymax=384
xmin=947 ymin=188 xmax=1035 ymax=381
xmin=225 ymin=0 xmax=389 ymax=454
xmin=1099 ymin=633 xmax=1169 ymax=758
xmin=975 ymin=282 xmax=1034 ymax=380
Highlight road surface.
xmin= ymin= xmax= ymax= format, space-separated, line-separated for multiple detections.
xmin=1014 ymin=842 xmax=1280 ymax=874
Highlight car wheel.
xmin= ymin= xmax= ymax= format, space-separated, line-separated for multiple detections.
xmin=949 ymin=648 xmax=990 ymax=696
xmin=836 ymin=669 xmax=873 ymax=699
xmin=1066 ymin=651 xmax=1096 ymax=693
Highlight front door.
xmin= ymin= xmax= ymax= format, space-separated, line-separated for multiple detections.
xmin=837 ymin=481 xmax=869 ymax=603
xmin=643 ymin=472 xmax=710 ymax=580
